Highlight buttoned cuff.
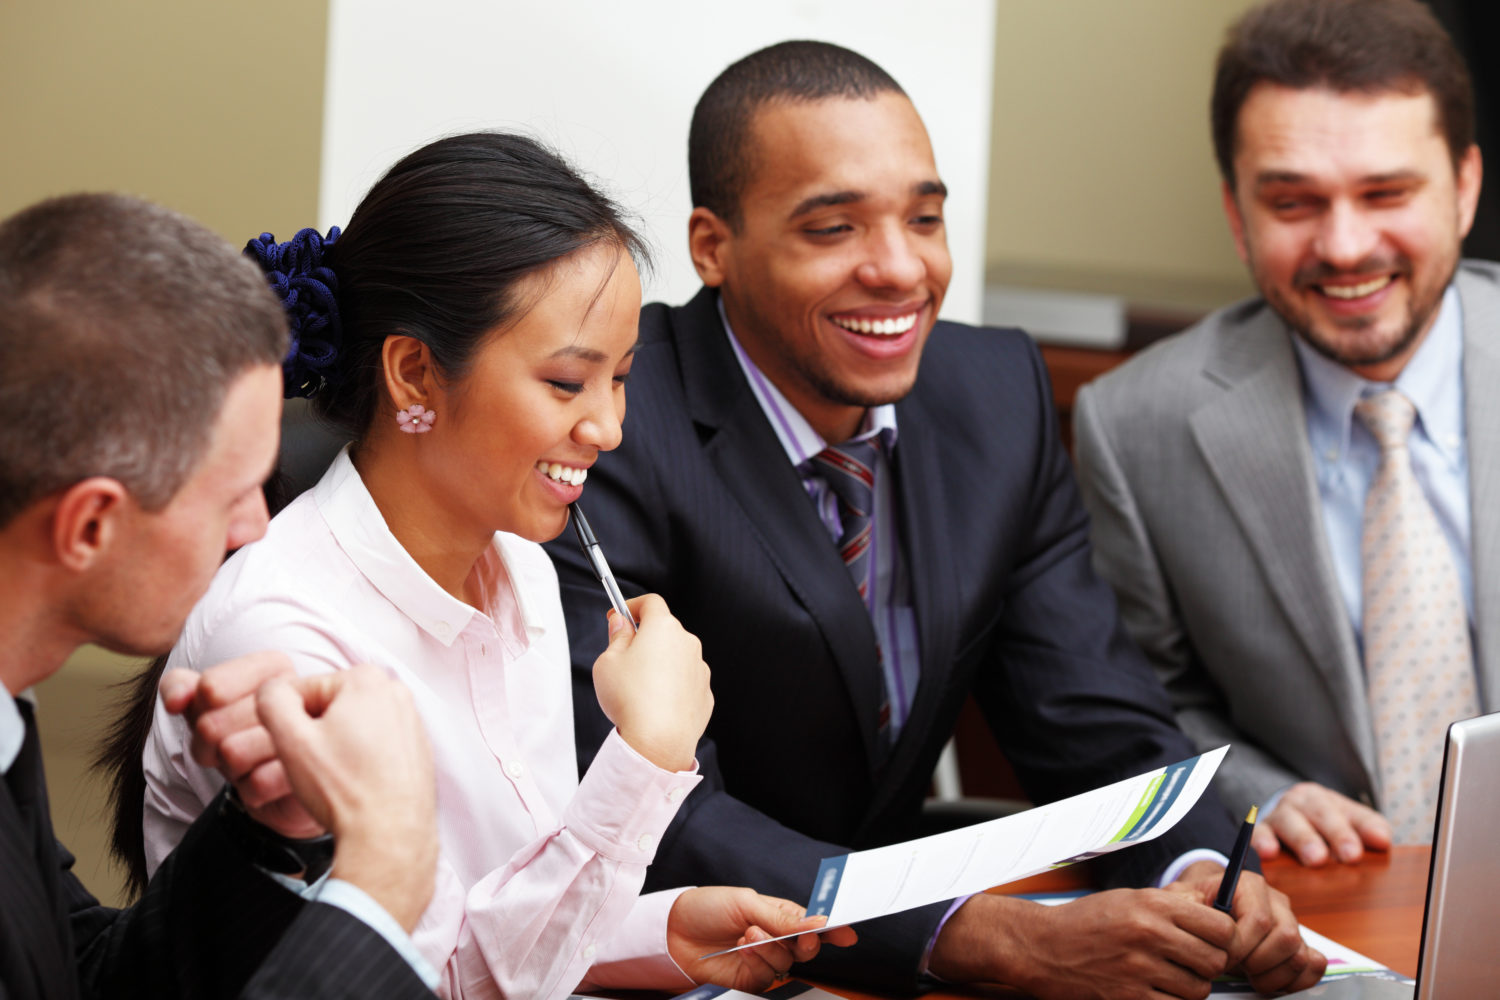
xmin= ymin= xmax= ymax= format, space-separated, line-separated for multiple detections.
xmin=565 ymin=728 xmax=701 ymax=864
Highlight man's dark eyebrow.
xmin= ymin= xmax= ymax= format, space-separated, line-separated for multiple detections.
xmin=1253 ymin=169 xmax=1424 ymax=189
xmin=788 ymin=179 xmax=948 ymax=221
xmin=789 ymin=190 xmax=863 ymax=220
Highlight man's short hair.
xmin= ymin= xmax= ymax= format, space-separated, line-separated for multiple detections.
xmin=689 ymin=40 xmax=905 ymax=228
xmin=0 ymin=193 xmax=288 ymax=527
xmin=1211 ymin=0 xmax=1474 ymax=188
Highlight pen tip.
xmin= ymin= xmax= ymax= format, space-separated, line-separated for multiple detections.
xmin=1246 ymin=805 xmax=1259 ymax=824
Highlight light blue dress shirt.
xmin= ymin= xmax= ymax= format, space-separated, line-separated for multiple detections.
xmin=1292 ymin=285 xmax=1473 ymax=642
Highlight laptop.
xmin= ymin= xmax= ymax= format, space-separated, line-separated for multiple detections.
xmin=1303 ymin=710 xmax=1500 ymax=998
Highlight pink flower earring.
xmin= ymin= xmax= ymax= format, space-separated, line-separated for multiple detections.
xmin=396 ymin=403 xmax=435 ymax=434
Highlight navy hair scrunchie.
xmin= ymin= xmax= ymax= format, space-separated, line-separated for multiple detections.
xmin=244 ymin=226 xmax=343 ymax=399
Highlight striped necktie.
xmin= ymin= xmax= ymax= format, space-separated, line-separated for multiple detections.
xmin=1356 ymin=389 xmax=1479 ymax=842
xmin=811 ymin=440 xmax=891 ymax=738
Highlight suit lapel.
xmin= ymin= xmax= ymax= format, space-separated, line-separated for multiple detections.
xmin=1189 ymin=318 xmax=1376 ymax=776
xmin=869 ymin=391 xmax=960 ymax=799
xmin=1458 ymin=267 xmax=1500 ymax=711
xmin=1 ymin=703 xmax=78 ymax=997
xmin=672 ymin=290 xmax=889 ymax=770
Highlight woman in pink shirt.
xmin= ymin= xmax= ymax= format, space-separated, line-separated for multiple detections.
xmin=139 ymin=131 xmax=852 ymax=999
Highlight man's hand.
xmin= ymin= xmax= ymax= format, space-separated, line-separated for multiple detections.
xmin=592 ymin=594 xmax=713 ymax=772
xmin=666 ymin=886 xmax=858 ymax=992
xmin=159 ymin=652 xmax=322 ymax=839
xmin=1253 ymin=782 xmax=1392 ymax=866
xmin=258 ymin=664 xmax=438 ymax=932
xmin=928 ymin=889 xmax=1235 ymax=999
xmin=1169 ymin=863 xmax=1326 ymax=995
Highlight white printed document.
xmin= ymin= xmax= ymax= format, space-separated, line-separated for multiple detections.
xmin=704 ymin=745 xmax=1227 ymax=957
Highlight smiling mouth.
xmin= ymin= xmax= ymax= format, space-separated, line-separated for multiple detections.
xmin=829 ymin=311 xmax=920 ymax=336
xmin=536 ymin=461 xmax=588 ymax=486
xmin=1316 ymin=275 xmax=1394 ymax=300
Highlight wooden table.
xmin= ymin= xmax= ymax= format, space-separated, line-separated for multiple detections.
xmin=805 ymin=847 xmax=1430 ymax=998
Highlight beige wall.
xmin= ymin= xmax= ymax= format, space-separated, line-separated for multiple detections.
xmin=0 ymin=0 xmax=327 ymax=243
xmin=1 ymin=0 xmax=329 ymax=907
xmin=989 ymin=0 xmax=1260 ymax=311
xmin=2 ymin=0 xmax=1264 ymax=909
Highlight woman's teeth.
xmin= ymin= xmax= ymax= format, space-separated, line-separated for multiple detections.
xmin=830 ymin=311 xmax=919 ymax=336
xmin=537 ymin=461 xmax=588 ymax=486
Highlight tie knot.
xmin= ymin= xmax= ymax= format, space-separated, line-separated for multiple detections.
xmin=1354 ymin=390 xmax=1416 ymax=452
xmin=811 ymin=440 xmax=879 ymax=516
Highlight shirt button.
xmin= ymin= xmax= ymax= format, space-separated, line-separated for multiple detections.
xmin=507 ymin=760 xmax=524 ymax=779
xmin=582 ymin=943 xmax=596 ymax=962
xmin=433 ymin=621 xmax=452 ymax=639
xmin=666 ymin=786 xmax=684 ymax=803
xmin=637 ymin=833 xmax=654 ymax=851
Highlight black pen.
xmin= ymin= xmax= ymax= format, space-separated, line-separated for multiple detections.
xmin=568 ymin=502 xmax=636 ymax=633
xmin=1214 ymin=805 xmax=1258 ymax=914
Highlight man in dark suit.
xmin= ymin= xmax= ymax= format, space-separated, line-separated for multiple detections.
xmin=0 ymin=193 xmax=439 ymax=998
xmin=546 ymin=41 xmax=1323 ymax=998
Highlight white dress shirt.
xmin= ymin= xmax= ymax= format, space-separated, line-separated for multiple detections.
xmin=142 ymin=448 xmax=700 ymax=999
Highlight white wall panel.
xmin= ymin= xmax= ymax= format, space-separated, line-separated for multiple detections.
xmin=322 ymin=0 xmax=995 ymax=321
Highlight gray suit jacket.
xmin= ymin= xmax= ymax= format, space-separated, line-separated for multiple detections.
xmin=1072 ymin=260 xmax=1500 ymax=812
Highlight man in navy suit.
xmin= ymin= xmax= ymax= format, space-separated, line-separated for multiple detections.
xmin=546 ymin=41 xmax=1324 ymax=998
xmin=0 ymin=193 xmax=439 ymax=998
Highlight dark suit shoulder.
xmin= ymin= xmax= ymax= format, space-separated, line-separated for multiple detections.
xmin=908 ymin=319 xmax=1050 ymax=415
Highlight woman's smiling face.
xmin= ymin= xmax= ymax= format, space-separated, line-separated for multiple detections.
xmin=418 ymin=241 xmax=641 ymax=543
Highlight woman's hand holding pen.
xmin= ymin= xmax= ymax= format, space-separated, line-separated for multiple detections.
xmin=592 ymin=593 xmax=713 ymax=772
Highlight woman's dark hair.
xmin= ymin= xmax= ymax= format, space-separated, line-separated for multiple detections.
xmin=94 ymin=132 xmax=648 ymax=896
xmin=248 ymin=130 xmax=649 ymax=437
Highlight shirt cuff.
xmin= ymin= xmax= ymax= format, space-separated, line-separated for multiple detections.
xmin=916 ymin=895 xmax=974 ymax=980
xmin=315 ymin=878 xmax=442 ymax=990
xmin=267 ymin=871 xmax=439 ymax=990
xmin=1258 ymin=783 xmax=1294 ymax=821
xmin=565 ymin=728 xmax=702 ymax=865
xmin=1157 ymin=848 xmax=1231 ymax=886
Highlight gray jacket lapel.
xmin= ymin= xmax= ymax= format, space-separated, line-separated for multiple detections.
xmin=1457 ymin=263 xmax=1500 ymax=711
xmin=1188 ymin=317 xmax=1376 ymax=775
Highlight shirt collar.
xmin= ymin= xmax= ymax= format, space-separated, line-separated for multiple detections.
xmin=1292 ymin=284 xmax=1465 ymax=462
xmin=312 ymin=447 xmax=547 ymax=647
xmin=717 ymin=296 xmax=898 ymax=466
xmin=0 ymin=687 xmax=25 ymax=774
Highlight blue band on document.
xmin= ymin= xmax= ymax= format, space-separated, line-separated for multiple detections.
xmin=806 ymin=854 xmax=848 ymax=917
xmin=667 ymin=987 xmax=729 ymax=1000
xmin=1117 ymin=758 xmax=1193 ymax=842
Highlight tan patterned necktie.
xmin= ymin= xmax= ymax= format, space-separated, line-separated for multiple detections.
xmin=1356 ymin=389 xmax=1479 ymax=843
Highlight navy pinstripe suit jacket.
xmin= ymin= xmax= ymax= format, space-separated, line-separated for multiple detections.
xmin=544 ymin=288 xmax=1241 ymax=992
xmin=0 ymin=701 xmax=434 ymax=999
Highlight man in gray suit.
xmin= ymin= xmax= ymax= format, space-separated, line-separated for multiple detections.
xmin=1075 ymin=0 xmax=1496 ymax=868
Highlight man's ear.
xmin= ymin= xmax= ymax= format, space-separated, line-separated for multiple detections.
xmin=52 ymin=477 xmax=128 ymax=572
xmin=688 ymin=206 xmax=733 ymax=288
xmin=1221 ymin=180 xmax=1251 ymax=265
xmin=381 ymin=335 xmax=436 ymax=413
xmin=1456 ymin=142 xmax=1483 ymax=239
